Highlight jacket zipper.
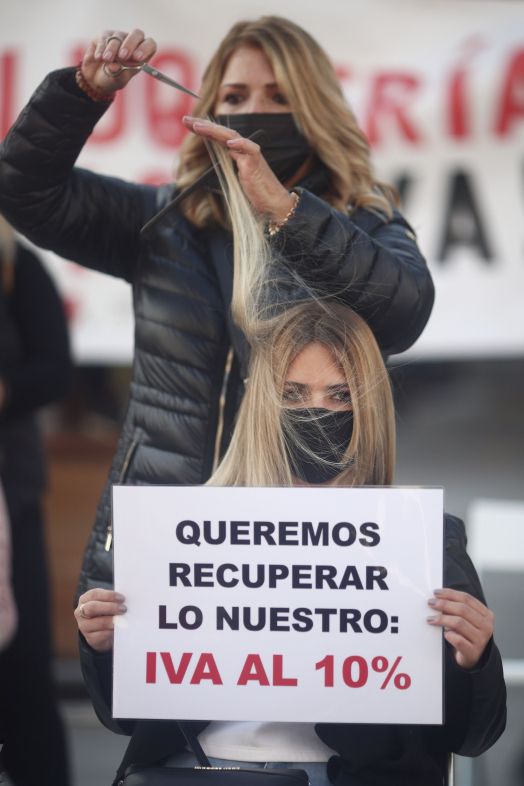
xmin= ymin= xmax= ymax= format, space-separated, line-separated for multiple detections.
xmin=104 ymin=437 xmax=140 ymax=552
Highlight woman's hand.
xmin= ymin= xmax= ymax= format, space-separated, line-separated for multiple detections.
xmin=427 ymin=588 xmax=494 ymax=669
xmin=80 ymin=29 xmax=157 ymax=96
xmin=74 ymin=588 xmax=127 ymax=652
xmin=182 ymin=116 xmax=295 ymax=221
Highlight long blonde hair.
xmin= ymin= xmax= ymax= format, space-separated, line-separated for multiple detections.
xmin=203 ymin=85 xmax=396 ymax=488
xmin=176 ymin=15 xmax=396 ymax=228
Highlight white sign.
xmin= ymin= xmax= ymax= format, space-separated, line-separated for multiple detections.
xmin=1 ymin=1 xmax=523 ymax=361
xmin=112 ymin=485 xmax=444 ymax=724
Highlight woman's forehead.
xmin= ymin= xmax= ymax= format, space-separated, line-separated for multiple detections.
xmin=285 ymin=342 xmax=345 ymax=384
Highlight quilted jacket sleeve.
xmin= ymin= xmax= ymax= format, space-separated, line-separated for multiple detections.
xmin=0 ymin=68 xmax=159 ymax=283
xmin=272 ymin=188 xmax=435 ymax=355
xmin=442 ymin=514 xmax=507 ymax=756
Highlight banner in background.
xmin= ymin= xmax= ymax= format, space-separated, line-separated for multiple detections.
xmin=112 ymin=485 xmax=444 ymax=723
xmin=1 ymin=0 xmax=523 ymax=361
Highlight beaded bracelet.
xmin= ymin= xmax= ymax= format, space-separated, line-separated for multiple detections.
xmin=267 ymin=191 xmax=300 ymax=237
xmin=75 ymin=68 xmax=114 ymax=103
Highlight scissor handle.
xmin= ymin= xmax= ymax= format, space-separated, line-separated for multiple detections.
xmin=102 ymin=61 xmax=143 ymax=79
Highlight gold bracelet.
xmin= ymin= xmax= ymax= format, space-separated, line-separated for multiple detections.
xmin=267 ymin=191 xmax=300 ymax=237
xmin=75 ymin=67 xmax=114 ymax=103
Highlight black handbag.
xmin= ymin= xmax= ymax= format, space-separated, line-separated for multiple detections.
xmin=119 ymin=722 xmax=310 ymax=786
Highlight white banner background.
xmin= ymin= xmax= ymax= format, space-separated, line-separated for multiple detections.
xmin=112 ymin=485 xmax=444 ymax=724
xmin=1 ymin=0 xmax=523 ymax=361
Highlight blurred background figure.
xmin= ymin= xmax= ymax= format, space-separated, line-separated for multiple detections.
xmin=0 ymin=215 xmax=72 ymax=785
xmin=0 ymin=480 xmax=16 ymax=650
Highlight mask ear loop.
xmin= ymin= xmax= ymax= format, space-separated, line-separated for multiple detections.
xmin=140 ymin=129 xmax=266 ymax=236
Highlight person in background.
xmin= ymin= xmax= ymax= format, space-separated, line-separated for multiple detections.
xmin=0 ymin=480 xmax=16 ymax=651
xmin=0 ymin=16 xmax=434 ymax=612
xmin=0 ymin=215 xmax=72 ymax=786
xmin=74 ymin=126 xmax=505 ymax=786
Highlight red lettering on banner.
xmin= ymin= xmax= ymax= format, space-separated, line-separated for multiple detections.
xmin=495 ymin=48 xmax=524 ymax=136
xmin=237 ymin=654 xmax=270 ymax=686
xmin=1 ymin=50 xmax=16 ymax=140
xmin=190 ymin=653 xmax=223 ymax=685
xmin=365 ymin=72 xmax=423 ymax=145
xmin=448 ymin=67 xmax=469 ymax=140
xmin=145 ymin=51 xmax=195 ymax=148
xmin=447 ymin=38 xmax=485 ymax=140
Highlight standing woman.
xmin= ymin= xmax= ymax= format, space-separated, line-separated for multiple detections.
xmin=0 ymin=17 xmax=433 ymax=604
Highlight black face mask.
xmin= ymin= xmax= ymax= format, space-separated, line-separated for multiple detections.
xmin=216 ymin=113 xmax=311 ymax=183
xmin=282 ymin=408 xmax=354 ymax=485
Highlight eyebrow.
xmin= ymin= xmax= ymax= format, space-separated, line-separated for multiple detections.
xmin=284 ymin=382 xmax=350 ymax=392
xmin=219 ymin=82 xmax=279 ymax=89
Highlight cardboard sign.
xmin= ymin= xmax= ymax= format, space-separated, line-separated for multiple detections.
xmin=112 ymin=486 xmax=443 ymax=724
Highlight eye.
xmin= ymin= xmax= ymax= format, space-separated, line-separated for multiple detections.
xmin=221 ymin=92 xmax=244 ymax=106
xmin=283 ymin=384 xmax=305 ymax=403
xmin=271 ymin=92 xmax=289 ymax=106
xmin=329 ymin=387 xmax=352 ymax=405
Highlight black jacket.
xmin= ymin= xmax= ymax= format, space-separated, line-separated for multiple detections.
xmin=0 ymin=67 xmax=434 ymax=596
xmin=79 ymin=515 xmax=506 ymax=786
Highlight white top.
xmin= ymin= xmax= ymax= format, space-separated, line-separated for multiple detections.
xmin=196 ymin=721 xmax=336 ymax=762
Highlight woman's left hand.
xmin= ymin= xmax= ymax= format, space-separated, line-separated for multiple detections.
xmin=182 ymin=116 xmax=295 ymax=222
xmin=427 ymin=588 xmax=494 ymax=669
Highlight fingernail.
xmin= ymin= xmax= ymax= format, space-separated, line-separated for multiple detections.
xmin=134 ymin=49 xmax=144 ymax=60
xmin=103 ymin=50 xmax=113 ymax=61
xmin=427 ymin=615 xmax=439 ymax=623
xmin=433 ymin=588 xmax=444 ymax=596
xmin=120 ymin=48 xmax=128 ymax=59
xmin=115 ymin=593 xmax=125 ymax=601
xmin=119 ymin=605 xmax=127 ymax=613
xmin=427 ymin=598 xmax=437 ymax=606
xmin=226 ymin=138 xmax=241 ymax=145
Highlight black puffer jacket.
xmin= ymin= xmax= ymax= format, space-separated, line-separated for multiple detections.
xmin=0 ymin=68 xmax=434 ymax=597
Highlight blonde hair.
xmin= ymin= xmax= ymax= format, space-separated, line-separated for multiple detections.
xmin=202 ymin=86 xmax=396 ymax=488
xmin=176 ymin=15 xmax=396 ymax=228
xmin=209 ymin=300 xmax=395 ymax=487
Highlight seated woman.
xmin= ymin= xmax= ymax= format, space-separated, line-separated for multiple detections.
xmin=75 ymin=136 xmax=506 ymax=786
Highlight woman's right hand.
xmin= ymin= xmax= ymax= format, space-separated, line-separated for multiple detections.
xmin=74 ymin=588 xmax=127 ymax=652
xmin=80 ymin=29 xmax=157 ymax=96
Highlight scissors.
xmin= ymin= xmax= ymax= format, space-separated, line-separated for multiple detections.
xmin=103 ymin=60 xmax=200 ymax=100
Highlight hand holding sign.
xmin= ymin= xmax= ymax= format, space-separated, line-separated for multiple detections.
xmin=427 ymin=588 xmax=494 ymax=669
xmin=75 ymin=588 xmax=127 ymax=653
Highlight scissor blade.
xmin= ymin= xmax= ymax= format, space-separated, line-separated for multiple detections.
xmin=141 ymin=64 xmax=200 ymax=99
